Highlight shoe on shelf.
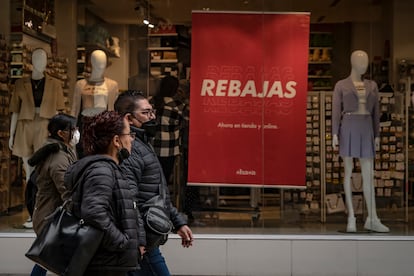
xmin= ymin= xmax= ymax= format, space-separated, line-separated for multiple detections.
xmin=23 ymin=216 xmax=33 ymax=229
xmin=346 ymin=216 xmax=356 ymax=233
xmin=364 ymin=217 xmax=390 ymax=233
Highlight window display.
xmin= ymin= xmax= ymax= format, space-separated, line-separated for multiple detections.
xmin=0 ymin=0 xmax=412 ymax=238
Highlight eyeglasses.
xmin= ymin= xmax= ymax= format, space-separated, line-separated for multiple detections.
xmin=120 ymin=132 xmax=136 ymax=139
xmin=137 ymin=109 xmax=156 ymax=117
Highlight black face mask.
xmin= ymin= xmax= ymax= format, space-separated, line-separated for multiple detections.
xmin=117 ymin=147 xmax=130 ymax=164
xmin=141 ymin=119 xmax=158 ymax=137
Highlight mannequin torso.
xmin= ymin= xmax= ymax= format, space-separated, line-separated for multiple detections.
xmin=128 ymin=49 xmax=160 ymax=96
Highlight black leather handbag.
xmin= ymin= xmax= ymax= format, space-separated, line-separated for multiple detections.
xmin=25 ymin=204 xmax=103 ymax=276
xmin=25 ymin=165 xmax=103 ymax=276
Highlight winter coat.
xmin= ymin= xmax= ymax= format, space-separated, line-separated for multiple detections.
xmin=121 ymin=126 xmax=187 ymax=247
xmin=30 ymin=138 xmax=77 ymax=235
xmin=64 ymin=155 xmax=140 ymax=272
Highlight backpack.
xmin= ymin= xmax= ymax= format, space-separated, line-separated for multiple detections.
xmin=25 ymin=170 xmax=38 ymax=217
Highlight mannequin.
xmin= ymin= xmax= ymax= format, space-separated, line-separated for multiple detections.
xmin=71 ymin=49 xmax=119 ymax=118
xmin=332 ymin=50 xmax=389 ymax=233
xmin=9 ymin=48 xmax=65 ymax=182
xmin=128 ymin=49 xmax=160 ymax=96
xmin=9 ymin=48 xmax=65 ymax=228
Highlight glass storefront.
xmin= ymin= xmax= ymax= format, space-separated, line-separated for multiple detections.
xmin=0 ymin=0 xmax=414 ymax=235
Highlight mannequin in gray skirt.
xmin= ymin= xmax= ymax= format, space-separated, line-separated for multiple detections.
xmin=332 ymin=50 xmax=389 ymax=233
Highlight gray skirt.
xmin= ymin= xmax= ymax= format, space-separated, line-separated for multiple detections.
xmin=339 ymin=114 xmax=375 ymax=158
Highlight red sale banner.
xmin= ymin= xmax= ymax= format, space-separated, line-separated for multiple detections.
xmin=188 ymin=11 xmax=310 ymax=187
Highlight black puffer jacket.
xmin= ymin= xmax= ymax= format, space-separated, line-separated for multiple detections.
xmin=64 ymin=155 xmax=140 ymax=272
xmin=121 ymin=126 xmax=187 ymax=246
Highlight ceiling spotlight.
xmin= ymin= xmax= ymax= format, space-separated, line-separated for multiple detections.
xmin=143 ymin=19 xmax=149 ymax=25
xmin=148 ymin=23 xmax=155 ymax=28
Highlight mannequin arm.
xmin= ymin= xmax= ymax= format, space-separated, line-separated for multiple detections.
xmin=375 ymin=137 xmax=380 ymax=151
xmin=9 ymin=113 xmax=18 ymax=150
xmin=332 ymin=134 xmax=339 ymax=150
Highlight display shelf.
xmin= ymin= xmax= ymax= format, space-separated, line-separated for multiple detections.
xmin=0 ymin=34 xmax=10 ymax=214
xmin=281 ymin=92 xmax=322 ymax=218
xmin=322 ymin=91 xmax=406 ymax=222
xmin=308 ymin=32 xmax=333 ymax=91
xmin=148 ymin=31 xmax=179 ymax=78
xmin=10 ymin=0 xmax=55 ymax=43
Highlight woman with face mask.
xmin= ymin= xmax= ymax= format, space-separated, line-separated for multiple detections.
xmin=64 ymin=111 xmax=139 ymax=275
xmin=27 ymin=113 xmax=78 ymax=276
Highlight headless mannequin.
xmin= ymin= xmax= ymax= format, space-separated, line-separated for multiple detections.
xmin=71 ymin=50 xmax=119 ymax=118
xmin=333 ymin=50 xmax=389 ymax=233
xmin=9 ymin=48 xmax=47 ymax=182
xmin=128 ymin=49 xmax=160 ymax=96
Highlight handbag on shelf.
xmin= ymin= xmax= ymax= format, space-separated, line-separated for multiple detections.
xmin=25 ymin=166 xmax=103 ymax=276
xmin=352 ymin=195 xmax=363 ymax=215
xmin=325 ymin=193 xmax=346 ymax=214
xmin=351 ymin=173 xmax=363 ymax=192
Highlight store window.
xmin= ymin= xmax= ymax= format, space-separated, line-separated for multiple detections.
xmin=0 ymin=0 xmax=412 ymax=235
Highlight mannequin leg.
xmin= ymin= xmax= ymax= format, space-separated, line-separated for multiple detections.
xmin=250 ymin=188 xmax=259 ymax=208
xmin=22 ymin=156 xmax=34 ymax=229
xmin=22 ymin=156 xmax=34 ymax=183
xmin=360 ymin=158 xmax=389 ymax=232
xmin=343 ymin=157 xmax=356 ymax=232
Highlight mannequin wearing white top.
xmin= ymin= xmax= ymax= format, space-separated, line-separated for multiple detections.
xmin=333 ymin=50 xmax=389 ymax=233
xmin=71 ymin=49 xmax=119 ymax=118
xmin=9 ymin=48 xmax=47 ymax=182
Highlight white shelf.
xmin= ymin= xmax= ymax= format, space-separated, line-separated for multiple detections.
xmin=308 ymin=75 xmax=333 ymax=78
xmin=309 ymin=61 xmax=332 ymax=64
xmin=148 ymin=47 xmax=178 ymax=51
xmin=148 ymin=33 xmax=178 ymax=37
xmin=151 ymin=59 xmax=178 ymax=63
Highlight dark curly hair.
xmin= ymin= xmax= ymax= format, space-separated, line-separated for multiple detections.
xmin=81 ymin=111 xmax=124 ymax=155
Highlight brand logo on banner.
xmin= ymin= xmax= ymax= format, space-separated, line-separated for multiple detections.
xmin=188 ymin=11 xmax=310 ymax=187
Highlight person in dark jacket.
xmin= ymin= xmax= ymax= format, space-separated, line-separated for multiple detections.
xmin=115 ymin=90 xmax=193 ymax=276
xmin=64 ymin=110 xmax=139 ymax=276
xmin=29 ymin=113 xmax=78 ymax=276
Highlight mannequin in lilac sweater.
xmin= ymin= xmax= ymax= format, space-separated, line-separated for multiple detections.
xmin=332 ymin=50 xmax=389 ymax=233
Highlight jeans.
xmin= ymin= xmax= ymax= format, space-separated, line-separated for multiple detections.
xmin=129 ymin=247 xmax=170 ymax=276
xmin=30 ymin=264 xmax=46 ymax=276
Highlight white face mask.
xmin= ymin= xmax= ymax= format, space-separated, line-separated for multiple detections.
xmin=70 ymin=129 xmax=80 ymax=146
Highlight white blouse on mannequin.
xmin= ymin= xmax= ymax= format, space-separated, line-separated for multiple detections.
xmin=71 ymin=50 xmax=119 ymax=117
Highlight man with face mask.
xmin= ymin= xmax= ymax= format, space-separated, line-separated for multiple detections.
xmin=114 ymin=90 xmax=193 ymax=276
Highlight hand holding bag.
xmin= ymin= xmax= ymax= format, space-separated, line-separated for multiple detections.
xmin=25 ymin=167 xmax=103 ymax=276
